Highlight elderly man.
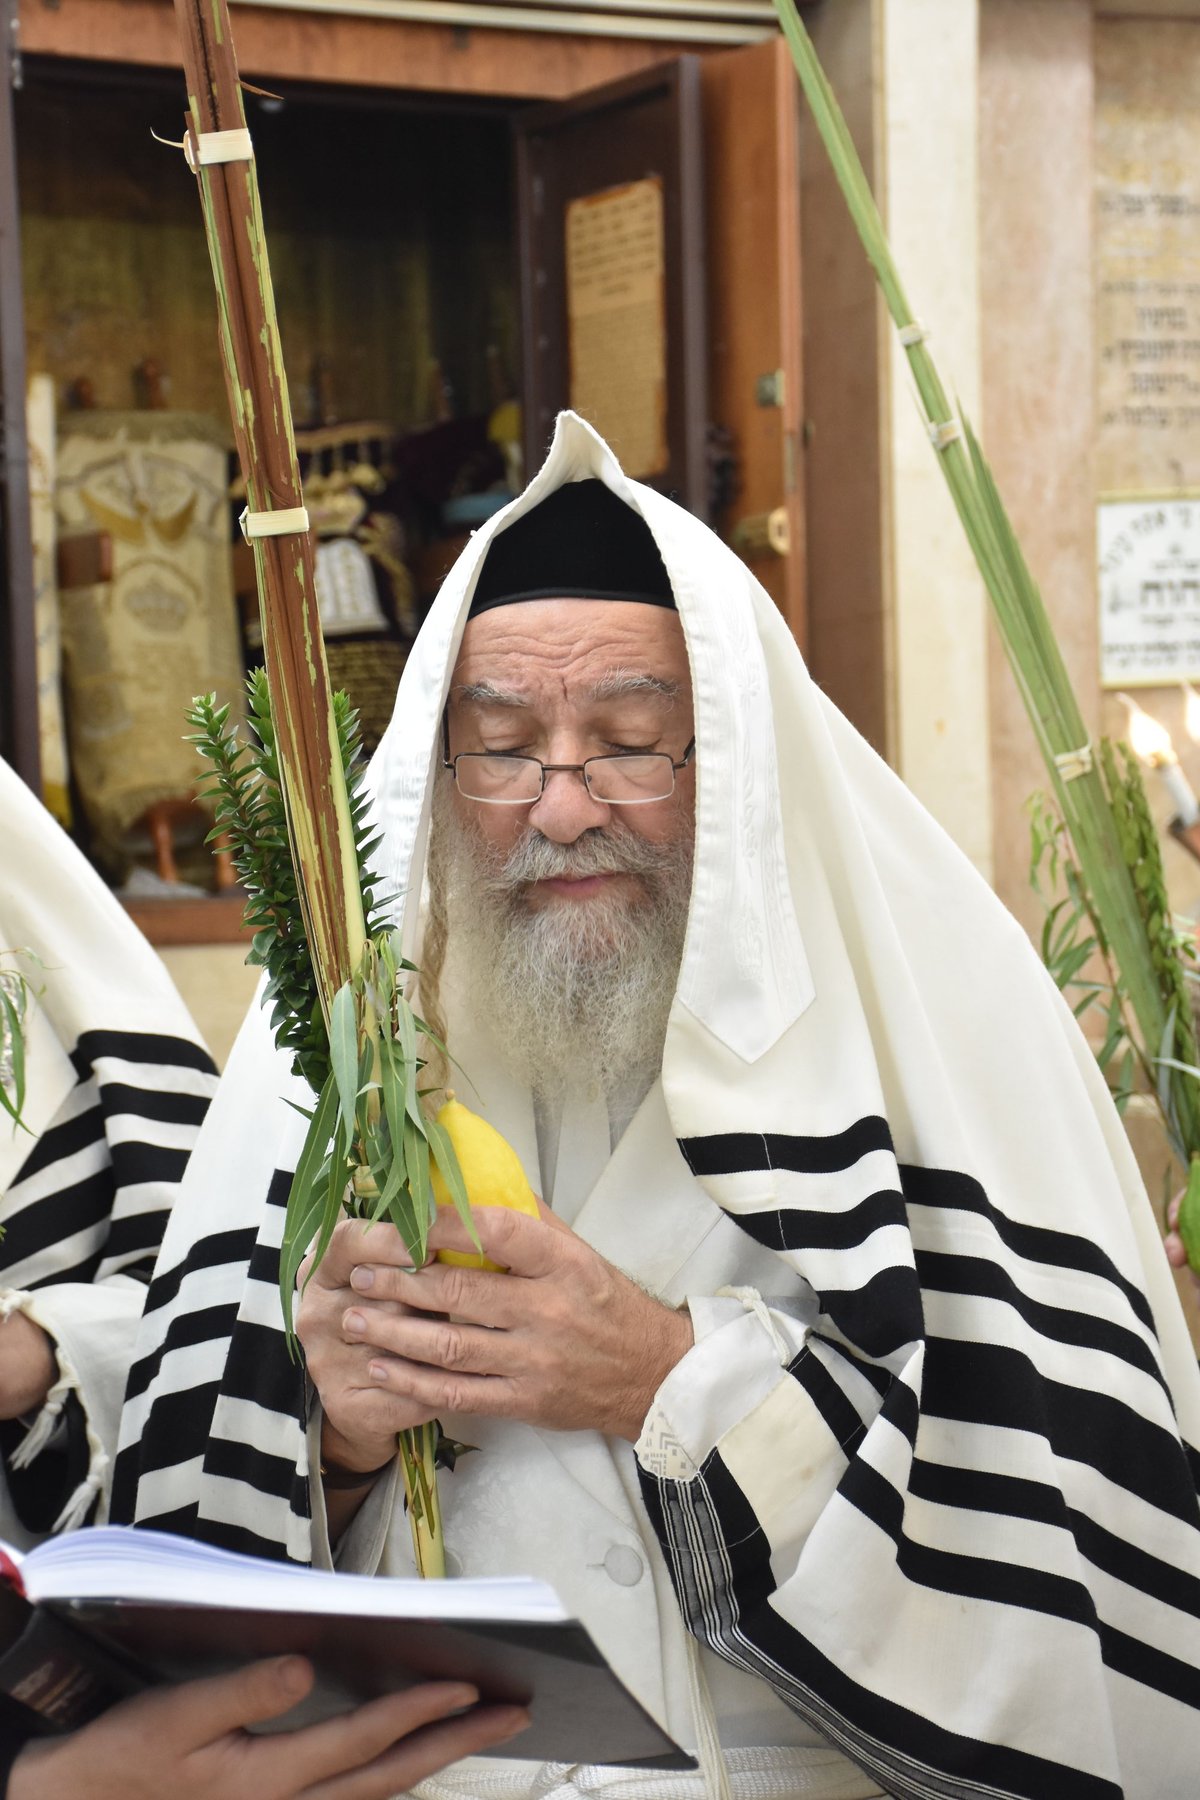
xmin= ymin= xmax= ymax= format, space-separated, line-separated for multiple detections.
xmin=115 ymin=416 xmax=1200 ymax=1800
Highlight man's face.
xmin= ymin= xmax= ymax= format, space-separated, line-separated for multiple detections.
xmin=445 ymin=598 xmax=695 ymax=922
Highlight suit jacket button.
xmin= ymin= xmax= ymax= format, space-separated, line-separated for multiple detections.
xmin=603 ymin=1545 xmax=644 ymax=1586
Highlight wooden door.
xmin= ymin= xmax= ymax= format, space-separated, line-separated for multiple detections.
xmin=515 ymin=36 xmax=804 ymax=644
xmin=701 ymin=34 xmax=805 ymax=646
xmin=515 ymin=60 xmax=709 ymax=519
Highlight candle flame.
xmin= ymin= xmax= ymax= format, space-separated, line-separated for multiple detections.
xmin=1183 ymin=683 xmax=1200 ymax=745
xmin=1117 ymin=692 xmax=1178 ymax=766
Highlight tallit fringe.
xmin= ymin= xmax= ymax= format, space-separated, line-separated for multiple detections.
xmin=684 ymin=1634 xmax=733 ymax=1800
xmin=714 ymin=1287 xmax=791 ymax=1365
xmin=4 ymin=1289 xmax=112 ymax=1531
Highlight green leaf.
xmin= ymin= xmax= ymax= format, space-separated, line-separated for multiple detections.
xmin=1152 ymin=1056 xmax=1200 ymax=1083
xmin=1112 ymin=1046 xmax=1137 ymax=1114
xmin=1054 ymin=940 xmax=1097 ymax=988
xmin=402 ymin=1115 xmax=433 ymax=1260
xmin=310 ymin=1119 xmax=352 ymax=1275
xmin=376 ymin=1034 xmax=410 ymax=1212
xmin=329 ymin=982 xmax=359 ymax=1141
xmin=278 ymin=1070 xmax=340 ymax=1342
xmin=1157 ymin=1002 xmax=1179 ymax=1122
xmin=427 ymin=1116 xmax=482 ymax=1256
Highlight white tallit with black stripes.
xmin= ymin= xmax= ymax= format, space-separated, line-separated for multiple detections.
xmin=114 ymin=414 xmax=1200 ymax=1798
xmin=1 ymin=757 xmax=217 ymax=1540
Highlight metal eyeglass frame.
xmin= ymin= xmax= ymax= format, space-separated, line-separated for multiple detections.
xmin=441 ymin=714 xmax=696 ymax=807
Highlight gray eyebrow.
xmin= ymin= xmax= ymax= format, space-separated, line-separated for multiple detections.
xmin=452 ymin=672 xmax=679 ymax=707
xmin=586 ymin=670 xmax=680 ymax=704
xmin=453 ymin=681 xmax=526 ymax=708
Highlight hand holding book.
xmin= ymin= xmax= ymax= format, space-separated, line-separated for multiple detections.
xmin=8 ymin=1658 xmax=528 ymax=1800
xmin=0 ymin=1526 xmax=692 ymax=1774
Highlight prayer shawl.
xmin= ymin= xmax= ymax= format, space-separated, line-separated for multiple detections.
xmin=1 ymin=758 xmax=217 ymax=1539
xmin=113 ymin=415 xmax=1200 ymax=1799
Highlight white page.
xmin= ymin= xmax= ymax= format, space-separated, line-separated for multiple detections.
xmin=8 ymin=1527 xmax=568 ymax=1624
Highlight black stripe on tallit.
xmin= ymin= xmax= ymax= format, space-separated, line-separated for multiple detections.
xmin=71 ymin=1028 xmax=218 ymax=1079
xmin=127 ymin=1501 xmax=200 ymax=1538
xmin=807 ymin=1266 xmax=923 ymax=1362
xmin=1074 ymin=1507 xmax=1200 ymax=1620
xmin=138 ymin=1227 xmax=262 ymax=1315
xmin=118 ymin=1380 xmax=226 ymax=1476
xmin=678 ymin=1123 xmax=1157 ymax=1337
xmin=7 ymin=1099 xmax=106 ymax=1181
xmin=813 ymin=1385 xmax=1200 ymax=1631
xmin=104 ymin=1141 xmax=192 ymax=1190
xmin=903 ymin=1164 xmax=1156 ymax=1337
xmin=3 ymin=1143 xmax=192 ymax=1244
xmin=736 ymin=1186 xmax=908 ymax=1253
xmin=905 ymin=1457 xmax=1200 ymax=1623
xmin=204 ymin=1435 xmax=302 ymax=1502
xmin=0 ymin=1168 xmax=115 ymax=1266
xmin=99 ymin=1210 xmax=171 ymax=1266
xmin=123 ymin=1303 xmax=244 ymax=1402
xmin=788 ymin=1344 xmax=870 ymax=1456
xmin=128 ymin=1499 xmax=304 ymax=1566
xmin=841 ymin=1455 xmax=1100 ymax=1627
xmin=922 ymin=1338 xmax=1200 ymax=1529
xmin=908 ymin=1456 xmax=1069 ymax=1529
xmin=96 ymin=1082 xmax=212 ymax=1127
xmin=678 ymin=1115 xmax=894 ymax=1179
xmin=219 ymin=1320 xmax=306 ymax=1413
xmin=184 ymin=1515 xmax=308 ymax=1564
xmin=640 ymin=1452 xmax=1123 ymax=1800
xmin=916 ymin=1247 xmax=1169 ymax=1393
xmin=1098 ymin=1619 xmax=1200 ymax=1710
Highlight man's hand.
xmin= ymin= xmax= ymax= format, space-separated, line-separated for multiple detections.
xmin=10 ymin=1656 xmax=528 ymax=1800
xmin=296 ymin=1220 xmax=443 ymax=1475
xmin=342 ymin=1208 xmax=694 ymax=1443
xmin=1165 ymin=1191 xmax=1200 ymax=1290
xmin=0 ymin=1309 xmax=57 ymax=1420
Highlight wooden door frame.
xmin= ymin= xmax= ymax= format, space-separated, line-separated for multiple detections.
xmin=0 ymin=0 xmax=39 ymax=787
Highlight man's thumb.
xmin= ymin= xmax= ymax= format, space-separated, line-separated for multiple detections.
xmin=160 ymin=1655 xmax=314 ymax=1744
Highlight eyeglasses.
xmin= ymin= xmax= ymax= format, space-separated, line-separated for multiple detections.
xmin=442 ymin=734 xmax=696 ymax=807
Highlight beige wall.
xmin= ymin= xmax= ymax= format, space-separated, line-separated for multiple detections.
xmin=881 ymin=0 xmax=993 ymax=880
xmin=979 ymin=0 xmax=1097 ymax=931
xmin=804 ymin=0 xmax=993 ymax=876
xmin=157 ymin=945 xmax=260 ymax=1070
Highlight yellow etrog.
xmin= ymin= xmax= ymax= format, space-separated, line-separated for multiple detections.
xmin=431 ymin=1095 xmax=539 ymax=1269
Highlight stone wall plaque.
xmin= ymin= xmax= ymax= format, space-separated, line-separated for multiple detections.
xmin=1099 ymin=494 xmax=1200 ymax=685
xmin=1096 ymin=23 xmax=1200 ymax=497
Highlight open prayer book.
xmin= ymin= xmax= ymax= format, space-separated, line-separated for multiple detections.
xmin=0 ymin=1526 xmax=693 ymax=1767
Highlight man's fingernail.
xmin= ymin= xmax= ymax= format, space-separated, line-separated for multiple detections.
xmin=351 ymin=1266 xmax=374 ymax=1292
xmin=276 ymin=1656 xmax=310 ymax=1698
xmin=369 ymin=1361 xmax=389 ymax=1382
xmin=344 ymin=1310 xmax=366 ymax=1336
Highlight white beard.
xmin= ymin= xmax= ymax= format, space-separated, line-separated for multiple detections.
xmin=429 ymin=779 xmax=693 ymax=1103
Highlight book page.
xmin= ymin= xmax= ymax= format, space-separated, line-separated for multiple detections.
xmin=18 ymin=1527 xmax=566 ymax=1622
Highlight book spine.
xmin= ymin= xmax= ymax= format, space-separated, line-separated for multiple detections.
xmin=0 ymin=1602 xmax=146 ymax=1735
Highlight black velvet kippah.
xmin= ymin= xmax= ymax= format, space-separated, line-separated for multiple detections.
xmin=468 ymin=479 xmax=675 ymax=615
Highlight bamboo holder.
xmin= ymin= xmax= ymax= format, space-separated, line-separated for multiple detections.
xmin=172 ymin=0 xmax=365 ymax=1014
xmin=171 ymin=0 xmax=445 ymax=1568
